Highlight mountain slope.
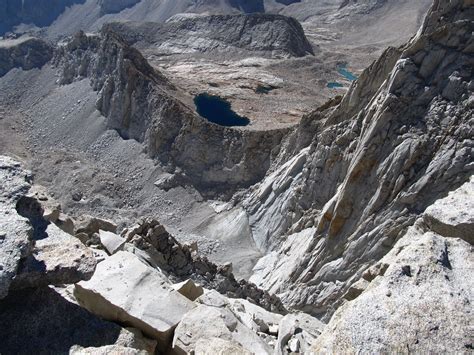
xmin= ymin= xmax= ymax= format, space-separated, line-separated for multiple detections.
xmin=245 ymin=0 xmax=473 ymax=319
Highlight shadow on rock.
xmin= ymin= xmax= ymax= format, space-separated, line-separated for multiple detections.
xmin=0 ymin=287 xmax=122 ymax=354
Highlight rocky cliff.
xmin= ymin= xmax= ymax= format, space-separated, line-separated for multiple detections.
xmin=244 ymin=0 xmax=473 ymax=323
xmin=54 ymin=29 xmax=288 ymax=195
xmin=104 ymin=13 xmax=314 ymax=58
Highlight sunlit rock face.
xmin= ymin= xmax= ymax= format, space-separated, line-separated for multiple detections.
xmin=245 ymin=0 xmax=474 ymax=320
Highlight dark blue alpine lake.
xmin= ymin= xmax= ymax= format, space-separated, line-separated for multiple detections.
xmin=194 ymin=93 xmax=250 ymax=127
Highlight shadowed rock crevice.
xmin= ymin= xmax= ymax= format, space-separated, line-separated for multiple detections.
xmin=15 ymin=196 xmax=49 ymax=241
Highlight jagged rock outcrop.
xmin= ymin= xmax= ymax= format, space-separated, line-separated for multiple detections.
xmin=275 ymin=312 xmax=325 ymax=354
xmin=173 ymin=302 xmax=272 ymax=354
xmin=424 ymin=176 xmax=474 ymax=244
xmin=122 ymin=217 xmax=286 ymax=313
xmin=244 ymin=0 xmax=473 ymax=320
xmin=104 ymin=13 xmax=314 ymax=58
xmin=0 ymin=37 xmax=53 ymax=77
xmin=54 ymin=29 xmax=288 ymax=195
xmin=10 ymin=222 xmax=96 ymax=289
xmin=0 ymin=157 xmax=155 ymax=354
xmin=1 ymin=156 xmax=296 ymax=354
xmin=0 ymin=156 xmax=96 ymax=298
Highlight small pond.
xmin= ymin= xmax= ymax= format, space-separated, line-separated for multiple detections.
xmin=327 ymin=64 xmax=358 ymax=89
xmin=194 ymin=93 xmax=250 ymax=127
xmin=327 ymin=82 xmax=344 ymax=89
xmin=337 ymin=64 xmax=358 ymax=81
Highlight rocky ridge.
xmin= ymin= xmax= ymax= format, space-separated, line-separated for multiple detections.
xmin=104 ymin=13 xmax=314 ymax=59
xmin=0 ymin=0 xmax=472 ymax=353
xmin=244 ymin=0 xmax=473 ymax=321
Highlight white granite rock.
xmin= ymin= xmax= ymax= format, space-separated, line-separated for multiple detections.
xmin=99 ymin=230 xmax=126 ymax=255
xmin=173 ymin=304 xmax=272 ymax=354
xmin=424 ymin=176 xmax=474 ymax=244
xmin=74 ymin=251 xmax=195 ymax=350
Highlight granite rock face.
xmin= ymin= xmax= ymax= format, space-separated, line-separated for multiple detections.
xmin=172 ymin=303 xmax=272 ymax=354
xmin=74 ymin=251 xmax=196 ymax=349
xmin=0 ymin=156 xmax=96 ymax=297
xmin=11 ymin=223 xmax=96 ymax=289
xmin=245 ymin=0 xmax=473 ymax=320
xmin=312 ymin=217 xmax=473 ymax=353
xmin=424 ymin=176 xmax=474 ymax=244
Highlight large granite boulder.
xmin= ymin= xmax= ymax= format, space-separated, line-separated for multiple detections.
xmin=194 ymin=337 xmax=252 ymax=355
xmin=11 ymin=223 xmax=96 ymax=289
xmin=172 ymin=304 xmax=272 ymax=354
xmin=275 ymin=312 xmax=325 ymax=355
xmin=74 ymin=251 xmax=196 ymax=350
xmin=424 ymin=176 xmax=474 ymax=244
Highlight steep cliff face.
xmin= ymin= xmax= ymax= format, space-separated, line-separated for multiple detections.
xmin=104 ymin=13 xmax=314 ymax=58
xmin=245 ymin=0 xmax=473 ymax=319
xmin=54 ymin=29 xmax=288 ymax=195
